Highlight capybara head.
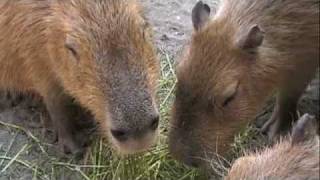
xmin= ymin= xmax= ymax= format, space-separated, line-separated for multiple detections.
xmin=226 ymin=114 xmax=320 ymax=180
xmin=46 ymin=0 xmax=159 ymax=154
xmin=169 ymin=1 xmax=269 ymax=167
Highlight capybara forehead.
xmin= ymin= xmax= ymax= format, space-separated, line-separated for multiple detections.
xmin=57 ymin=0 xmax=148 ymax=51
xmin=56 ymin=0 xmax=156 ymax=79
xmin=177 ymin=55 xmax=243 ymax=100
xmin=177 ymin=33 xmax=250 ymax=99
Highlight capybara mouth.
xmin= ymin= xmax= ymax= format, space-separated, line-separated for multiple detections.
xmin=109 ymin=128 xmax=159 ymax=155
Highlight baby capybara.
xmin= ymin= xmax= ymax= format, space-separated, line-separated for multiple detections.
xmin=0 ymin=0 xmax=160 ymax=155
xmin=169 ymin=0 xmax=319 ymax=168
xmin=226 ymin=114 xmax=320 ymax=180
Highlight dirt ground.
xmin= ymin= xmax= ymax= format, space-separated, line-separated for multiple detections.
xmin=0 ymin=0 xmax=318 ymax=180
xmin=142 ymin=0 xmax=218 ymax=56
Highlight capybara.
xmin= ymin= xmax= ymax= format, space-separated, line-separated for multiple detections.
xmin=169 ymin=0 xmax=319 ymax=168
xmin=0 ymin=0 xmax=160 ymax=155
xmin=226 ymin=114 xmax=320 ymax=180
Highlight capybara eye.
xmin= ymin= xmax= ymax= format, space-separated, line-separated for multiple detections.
xmin=222 ymin=82 xmax=239 ymax=107
xmin=65 ymin=43 xmax=79 ymax=61
xmin=222 ymin=93 xmax=236 ymax=107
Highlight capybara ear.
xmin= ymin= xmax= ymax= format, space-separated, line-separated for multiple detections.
xmin=236 ymin=25 xmax=264 ymax=54
xmin=192 ymin=1 xmax=211 ymax=31
xmin=292 ymin=114 xmax=318 ymax=145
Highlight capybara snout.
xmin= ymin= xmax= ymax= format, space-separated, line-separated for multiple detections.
xmin=106 ymin=66 xmax=159 ymax=134
xmin=46 ymin=0 xmax=160 ymax=154
xmin=47 ymin=0 xmax=160 ymax=154
xmin=108 ymin=86 xmax=160 ymax=153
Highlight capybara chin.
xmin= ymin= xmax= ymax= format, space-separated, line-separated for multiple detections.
xmin=0 ymin=0 xmax=160 ymax=155
xmin=169 ymin=0 xmax=319 ymax=168
xmin=226 ymin=114 xmax=320 ymax=180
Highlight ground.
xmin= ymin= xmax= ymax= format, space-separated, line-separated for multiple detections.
xmin=0 ymin=0 xmax=319 ymax=180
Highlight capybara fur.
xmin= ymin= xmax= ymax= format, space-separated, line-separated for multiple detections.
xmin=0 ymin=0 xmax=160 ymax=155
xmin=169 ymin=0 xmax=319 ymax=168
xmin=226 ymin=114 xmax=320 ymax=180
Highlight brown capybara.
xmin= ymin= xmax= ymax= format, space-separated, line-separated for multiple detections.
xmin=225 ymin=114 xmax=320 ymax=180
xmin=169 ymin=0 xmax=319 ymax=168
xmin=0 ymin=0 xmax=160 ymax=156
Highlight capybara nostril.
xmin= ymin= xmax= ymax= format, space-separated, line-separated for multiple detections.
xmin=150 ymin=115 xmax=160 ymax=131
xmin=111 ymin=129 xmax=129 ymax=142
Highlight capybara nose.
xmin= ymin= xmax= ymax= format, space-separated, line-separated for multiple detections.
xmin=111 ymin=129 xmax=129 ymax=142
xmin=111 ymin=114 xmax=159 ymax=142
xmin=150 ymin=114 xmax=160 ymax=131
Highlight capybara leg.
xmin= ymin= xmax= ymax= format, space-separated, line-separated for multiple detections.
xmin=262 ymin=93 xmax=299 ymax=140
xmin=44 ymin=92 xmax=84 ymax=157
xmin=41 ymin=114 xmax=59 ymax=144
xmin=262 ymin=66 xmax=316 ymax=140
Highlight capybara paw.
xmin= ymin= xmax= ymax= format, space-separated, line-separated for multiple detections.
xmin=58 ymin=136 xmax=85 ymax=159
xmin=262 ymin=117 xmax=292 ymax=141
xmin=261 ymin=117 xmax=280 ymax=140
xmin=42 ymin=128 xmax=58 ymax=144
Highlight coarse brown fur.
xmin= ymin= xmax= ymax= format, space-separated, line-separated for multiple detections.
xmin=226 ymin=114 xmax=320 ymax=180
xmin=169 ymin=0 xmax=319 ymax=168
xmin=0 ymin=0 xmax=159 ymax=155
